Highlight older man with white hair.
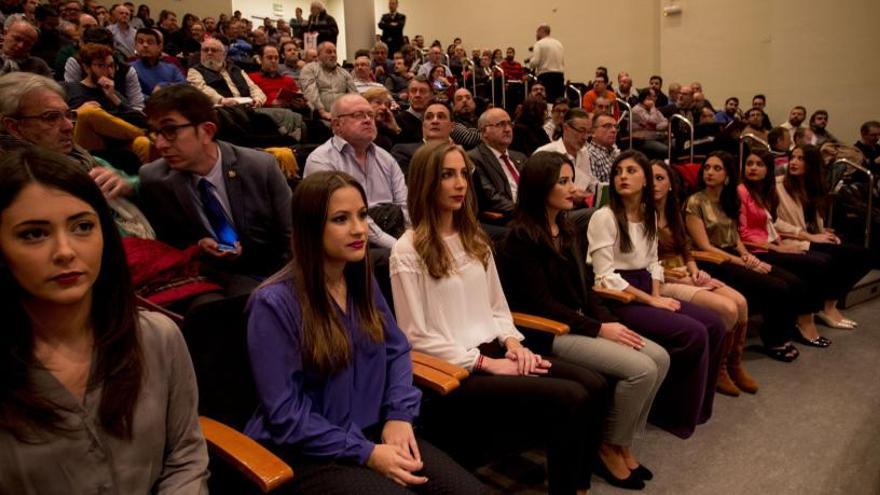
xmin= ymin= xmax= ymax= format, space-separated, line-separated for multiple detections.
xmin=299 ymin=41 xmax=356 ymax=120
xmin=1 ymin=15 xmax=52 ymax=76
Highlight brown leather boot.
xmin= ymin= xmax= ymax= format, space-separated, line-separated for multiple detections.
xmin=716 ymin=331 xmax=741 ymax=396
xmin=728 ymin=321 xmax=759 ymax=394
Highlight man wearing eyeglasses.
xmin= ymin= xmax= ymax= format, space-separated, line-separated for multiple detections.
xmin=0 ymin=72 xmax=154 ymax=237
xmin=586 ymin=113 xmax=620 ymax=183
xmin=139 ymin=85 xmax=292 ymax=290
xmin=1 ymin=15 xmax=52 ymax=77
xmin=305 ymin=93 xmax=408 ymax=249
xmin=468 ymin=107 xmax=526 ymax=223
xmin=535 ymin=108 xmax=596 ymax=206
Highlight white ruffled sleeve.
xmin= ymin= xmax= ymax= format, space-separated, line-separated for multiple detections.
xmin=586 ymin=207 xmax=630 ymax=291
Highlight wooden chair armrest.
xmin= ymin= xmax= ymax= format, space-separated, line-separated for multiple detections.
xmin=412 ymin=362 xmax=462 ymax=395
xmin=479 ymin=211 xmax=505 ymax=221
xmin=592 ymin=286 xmax=636 ymax=303
xmin=690 ymin=250 xmax=730 ymax=265
xmin=664 ymin=268 xmax=686 ymax=279
xmin=411 ymin=351 xmax=469 ymax=380
xmin=511 ymin=312 xmax=570 ymax=336
xmin=200 ymin=416 xmax=294 ymax=493
xmin=135 ymin=295 xmax=184 ymax=326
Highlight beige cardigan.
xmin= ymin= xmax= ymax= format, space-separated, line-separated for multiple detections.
xmin=774 ymin=175 xmax=822 ymax=250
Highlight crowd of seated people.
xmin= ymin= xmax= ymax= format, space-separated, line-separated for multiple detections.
xmin=1 ymin=1 xmax=878 ymax=493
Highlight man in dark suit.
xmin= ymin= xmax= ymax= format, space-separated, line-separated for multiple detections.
xmin=390 ymin=101 xmax=454 ymax=177
xmin=378 ymin=0 xmax=405 ymax=56
xmin=468 ymin=107 xmax=526 ymax=223
xmin=139 ymin=85 xmax=292 ymax=294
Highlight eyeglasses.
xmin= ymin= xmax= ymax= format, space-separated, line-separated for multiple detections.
xmin=14 ymin=109 xmax=76 ymax=124
xmin=201 ymin=46 xmax=223 ymax=53
xmin=482 ymin=120 xmax=513 ymax=130
xmin=336 ymin=110 xmax=375 ymax=121
xmin=566 ymin=123 xmax=588 ymax=134
xmin=148 ymin=122 xmax=196 ymax=141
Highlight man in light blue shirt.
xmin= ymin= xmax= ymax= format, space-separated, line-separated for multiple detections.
xmin=415 ymin=45 xmax=451 ymax=78
xmin=304 ymin=93 xmax=408 ymax=248
xmin=108 ymin=4 xmax=137 ymax=58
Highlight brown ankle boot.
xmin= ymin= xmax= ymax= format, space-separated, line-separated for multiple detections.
xmin=716 ymin=332 xmax=741 ymax=396
xmin=728 ymin=321 xmax=759 ymax=394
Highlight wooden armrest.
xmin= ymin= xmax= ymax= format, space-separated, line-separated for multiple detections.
xmin=511 ymin=312 xmax=570 ymax=336
xmin=412 ymin=351 xmax=469 ymax=380
xmin=690 ymin=250 xmax=730 ymax=265
xmin=135 ymin=295 xmax=184 ymax=326
xmin=592 ymin=286 xmax=636 ymax=303
xmin=200 ymin=416 xmax=294 ymax=493
xmin=664 ymin=268 xmax=686 ymax=279
xmin=479 ymin=211 xmax=505 ymax=221
xmin=412 ymin=362 xmax=461 ymax=395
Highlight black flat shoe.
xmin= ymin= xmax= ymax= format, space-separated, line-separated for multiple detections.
xmin=632 ymin=464 xmax=653 ymax=481
xmin=766 ymin=345 xmax=798 ymax=362
xmin=594 ymin=460 xmax=645 ymax=490
xmin=794 ymin=333 xmax=832 ymax=348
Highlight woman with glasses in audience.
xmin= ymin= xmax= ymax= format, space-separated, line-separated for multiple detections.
xmin=685 ymin=151 xmax=804 ymax=361
xmin=630 ymin=88 xmax=669 ymax=159
xmin=245 ymin=171 xmax=485 ymax=494
xmin=0 ymin=147 xmax=208 ymax=493
xmin=391 ymin=142 xmax=606 ymax=495
xmin=498 ymin=151 xmax=669 ymax=489
xmin=587 ymin=150 xmax=725 ymax=440
xmin=652 ymin=161 xmax=757 ymax=396
xmin=774 ymin=145 xmax=872 ymax=328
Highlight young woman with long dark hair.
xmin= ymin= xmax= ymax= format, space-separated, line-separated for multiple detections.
xmin=774 ymin=145 xmax=871 ymax=328
xmin=651 ymin=161 xmax=757 ymax=396
xmin=685 ymin=151 xmax=804 ymax=361
xmin=587 ymin=150 xmax=725 ymax=439
xmin=499 ymin=151 xmax=669 ymax=489
xmin=245 ymin=171 xmax=485 ymax=494
xmin=0 ymin=147 xmax=208 ymax=493
xmin=391 ymin=142 xmax=606 ymax=495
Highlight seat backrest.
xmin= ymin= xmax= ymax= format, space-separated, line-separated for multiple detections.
xmin=182 ymin=294 xmax=256 ymax=431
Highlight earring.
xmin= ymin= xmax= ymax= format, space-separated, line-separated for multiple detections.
xmin=724 ymin=177 xmax=730 ymax=185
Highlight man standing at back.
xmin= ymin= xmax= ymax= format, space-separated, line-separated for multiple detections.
xmin=378 ymin=0 xmax=405 ymax=57
xmin=528 ymin=23 xmax=564 ymax=101
xmin=139 ymin=85 xmax=292 ymax=293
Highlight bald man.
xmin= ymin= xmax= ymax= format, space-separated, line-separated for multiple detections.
xmin=468 ymin=107 xmax=526 ymax=222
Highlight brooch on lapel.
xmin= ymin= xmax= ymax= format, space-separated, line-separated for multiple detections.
xmin=227 ymin=170 xmax=237 ymax=179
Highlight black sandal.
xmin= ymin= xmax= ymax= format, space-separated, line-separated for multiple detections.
xmin=766 ymin=345 xmax=798 ymax=362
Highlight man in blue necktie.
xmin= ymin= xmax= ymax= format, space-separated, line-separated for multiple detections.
xmin=139 ymin=85 xmax=292 ymax=295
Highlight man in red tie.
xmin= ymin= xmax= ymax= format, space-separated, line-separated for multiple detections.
xmin=468 ymin=107 xmax=527 ymax=224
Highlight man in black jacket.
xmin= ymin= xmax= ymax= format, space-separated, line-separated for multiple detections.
xmin=378 ymin=0 xmax=405 ymax=56
xmin=468 ymin=107 xmax=526 ymax=223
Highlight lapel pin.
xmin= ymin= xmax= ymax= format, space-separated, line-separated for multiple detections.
xmin=227 ymin=170 xmax=237 ymax=179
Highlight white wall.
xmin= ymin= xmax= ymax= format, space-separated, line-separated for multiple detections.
xmin=232 ymin=0 xmax=348 ymax=59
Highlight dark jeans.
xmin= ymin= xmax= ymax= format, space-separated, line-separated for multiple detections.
xmin=538 ymin=72 xmax=565 ymax=102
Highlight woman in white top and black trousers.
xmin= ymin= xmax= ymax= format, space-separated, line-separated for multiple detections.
xmin=587 ymin=150 xmax=726 ymax=440
xmin=391 ymin=142 xmax=607 ymax=495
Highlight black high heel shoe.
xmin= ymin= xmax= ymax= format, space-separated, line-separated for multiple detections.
xmin=632 ymin=464 xmax=653 ymax=481
xmin=594 ymin=459 xmax=645 ymax=490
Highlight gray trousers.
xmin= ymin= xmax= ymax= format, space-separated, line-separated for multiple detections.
xmin=552 ymin=333 xmax=670 ymax=446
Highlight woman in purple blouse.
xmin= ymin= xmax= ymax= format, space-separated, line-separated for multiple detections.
xmin=244 ymin=171 xmax=485 ymax=494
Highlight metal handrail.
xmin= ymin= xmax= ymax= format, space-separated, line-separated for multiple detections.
xmin=491 ymin=64 xmax=506 ymax=108
xmin=567 ymin=84 xmax=582 ymax=108
xmin=461 ymin=59 xmax=477 ymax=98
xmin=668 ymin=114 xmax=694 ymax=164
xmin=738 ymin=132 xmax=786 ymax=174
xmin=616 ymin=98 xmax=633 ymax=150
xmin=831 ymin=158 xmax=874 ymax=248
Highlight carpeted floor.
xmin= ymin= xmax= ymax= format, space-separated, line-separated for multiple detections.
xmin=480 ymin=296 xmax=880 ymax=495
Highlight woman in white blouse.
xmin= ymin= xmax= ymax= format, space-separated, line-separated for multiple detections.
xmin=391 ymin=142 xmax=606 ymax=495
xmin=587 ymin=150 xmax=726 ymax=440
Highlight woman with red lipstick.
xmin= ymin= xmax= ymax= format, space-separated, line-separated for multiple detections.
xmin=652 ymin=161 xmax=757 ymax=397
xmin=245 ymin=171 xmax=485 ymax=494
xmin=391 ymin=142 xmax=606 ymax=495
xmin=774 ymin=145 xmax=871 ymax=329
xmin=685 ymin=151 xmax=803 ymax=362
xmin=587 ymin=150 xmax=726 ymax=440
xmin=0 ymin=148 xmax=208 ymax=493
xmin=498 ymin=151 xmax=669 ymax=489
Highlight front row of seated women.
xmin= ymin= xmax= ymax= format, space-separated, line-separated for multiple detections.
xmin=0 ymin=142 xmax=869 ymax=494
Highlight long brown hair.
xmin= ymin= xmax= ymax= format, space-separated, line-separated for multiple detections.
xmin=608 ymin=150 xmax=657 ymax=253
xmin=741 ymin=150 xmax=779 ymax=219
xmin=0 ymin=148 xmax=142 ymax=441
xmin=652 ymin=160 xmax=688 ymax=256
xmin=407 ymin=142 xmax=490 ymax=278
xmin=784 ymin=144 xmax=826 ymax=232
xmin=262 ymin=172 xmax=384 ymax=376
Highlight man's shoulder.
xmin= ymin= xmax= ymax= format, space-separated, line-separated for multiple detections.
xmin=535 ymin=140 xmax=563 ymax=154
xmin=220 ymin=140 xmax=276 ymax=168
xmin=508 ymin=149 xmax=527 ymax=162
xmin=140 ymin=157 xmax=174 ymax=183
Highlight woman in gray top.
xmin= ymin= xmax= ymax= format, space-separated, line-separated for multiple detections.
xmin=0 ymin=147 xmax=209 ymax=494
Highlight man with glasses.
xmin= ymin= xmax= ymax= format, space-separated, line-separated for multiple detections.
xmin=305 ymin=93 xmax=408 ymax=249
xmin=469 ymin=107 xmax=526 ymax=223
xmin=1 ymin=15 xmax=51 ymax=76
xmin=587 ymin=113 xmax=620 ymax=182
xmin=536 ymin=108 xmax=596 ymax=205
xmin=139 ymin=84 xmax=292 ymax=291
xmin=0 ymin=72 xmax=153 ymax=237
xmin=391 ymin=101 xmax=453 ymax=176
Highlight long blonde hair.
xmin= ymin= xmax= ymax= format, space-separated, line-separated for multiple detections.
xmin=407 ymin=142 xmax=491 ymax=278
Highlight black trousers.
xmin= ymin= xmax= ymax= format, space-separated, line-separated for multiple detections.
xmin=538 ymin=72 xmax=565 ymax=102
xmin=270 ymin=437 xmax=487 ymax=495
xmin=755 ymin=250 xmax=831 ymax=313
xmin=810 ymin=242 xmax=873 ymax=300
xmin=703 ymin=262 xmax=798 ymax=347
xmin=423 ymin=353 xmax=607 ymax=495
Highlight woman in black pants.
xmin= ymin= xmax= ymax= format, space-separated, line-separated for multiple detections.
xmin=685 ymin=151 xmax=804 ymax=362
xmin=775 ymin=145 xmax=872 ymax=329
